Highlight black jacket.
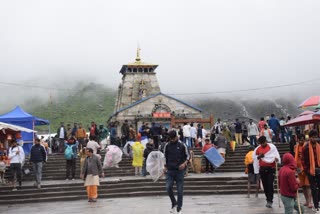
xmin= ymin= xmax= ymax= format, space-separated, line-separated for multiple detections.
xmin=30 ymin=144 xmax=47 ymax=163
xmin=143 ymin=143 xmax=154 ymax=159
xmin=164 ymin=140 xmax=189 ymax=171
xmin=121 ymin=123 xmax=130 ymax=137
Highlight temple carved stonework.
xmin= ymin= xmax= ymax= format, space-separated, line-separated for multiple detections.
xmin=114 ymin=50 xmax=161 ymax=112
xmin=109 ymin=49 xmax=204 ymax=133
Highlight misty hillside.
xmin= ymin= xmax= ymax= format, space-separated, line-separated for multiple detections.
xmin=196 ymin=98 xmax=302 ymax=122
xmin=28 ymin=83 xmax=116 ymax=132
xmin=1 ymin=82 xmax=304 ymax=133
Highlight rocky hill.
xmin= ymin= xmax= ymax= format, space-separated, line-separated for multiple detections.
xmin=1 ymin=83 xmax=303 ymax=132
xmin=196 ymin=97 xmax=302 ymax=122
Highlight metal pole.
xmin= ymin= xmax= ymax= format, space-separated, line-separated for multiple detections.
xmin=297 ymin=189 xmax=302 ymax=214
xmin=275 ymin=162 xmax=281 ymax=208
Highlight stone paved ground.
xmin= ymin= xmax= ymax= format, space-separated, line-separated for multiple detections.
xmin=0 ymin=194 xmax=314 ymax=214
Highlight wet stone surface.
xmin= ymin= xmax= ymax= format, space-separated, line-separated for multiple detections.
xmin=0 ymin=194 xmax=314 ymax=214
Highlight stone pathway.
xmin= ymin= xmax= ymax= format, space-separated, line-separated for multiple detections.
xmin=0 ymin=194 xmax=314 ymax=214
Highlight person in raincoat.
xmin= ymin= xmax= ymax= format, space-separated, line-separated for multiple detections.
xmin=132 ymin=139 xmax=145 ymax=176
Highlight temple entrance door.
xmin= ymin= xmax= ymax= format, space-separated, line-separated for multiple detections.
xmin=154 ymin=122 xmax=170 ymax=129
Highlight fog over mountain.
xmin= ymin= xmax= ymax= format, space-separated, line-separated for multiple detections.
xmin=1 ymin=0 xmax=319 ymax=113
xmin=0 ymin=80 xmax=304 ymax=126
xmin=194 ymin=97 xmax=302 ymax=122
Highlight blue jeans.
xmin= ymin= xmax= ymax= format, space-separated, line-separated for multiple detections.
xmin=142 ymin=159 xmax=147 ymax=176
xmin=184 ymin=137 xmax=191 ymax=148
xmin=286 ymin=131 xmax=292 ymax=143
xmin=32 ymin=162 xmax=43 ymax=184
xmin=249 ymin=135 xmax=257 ymax=147
xmin=166 ymin=170 xmax=184 ymax=212
xmin=281 ymin=195 xmax=304 ymax=214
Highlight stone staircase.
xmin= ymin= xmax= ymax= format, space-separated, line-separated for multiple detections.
xmin=0 ymin=143 xmax=291 ymax=204
xmin=0 ymin=176 xmax=252 ymax=204
xmin=5 ymin=143 xmax=291 ymax=180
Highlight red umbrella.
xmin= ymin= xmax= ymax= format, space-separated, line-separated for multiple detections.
xmin=313 ymin=111 xmax=320 ymax=120
xmin=285 ymin=110 xmax=320 ymax=127
xmin=298 ymin=96 xmax=320 ymax=108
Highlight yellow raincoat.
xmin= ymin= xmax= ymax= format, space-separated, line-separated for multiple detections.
xmin=244 ymin=151 xmax=254 ymax=174
xmin=132 ymin=141 xmax=144 ymax=167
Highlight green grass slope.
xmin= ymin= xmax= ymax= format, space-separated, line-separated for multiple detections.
xmin=29 ymin=83 xmax=116 ymax=132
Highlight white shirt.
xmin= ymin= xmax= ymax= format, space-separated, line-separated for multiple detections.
xmin=8 ymin=146 xmax=25 ymax=164
xmin=262 ymin=129 xmax=274 ymax=143
xmin=214 ymin=122 xmax=222 ymax=134
xmin=253 ymin=143 xmax=281 ymax=174
xmin=183 ymin=124 xmax=191 ymax=137
xmin=86 ymin=140 xmax=101 ymax=154
xmin=248 ymin=123 xmax=259 ymax=136
xmin=190 ymin=127 xmax=197 ymax=138
xmin=202 ymin=129 xmax=207 ymax=138
xmin=59 ymin=127 xmax=65 ymax=139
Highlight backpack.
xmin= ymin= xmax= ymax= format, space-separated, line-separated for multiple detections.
xmin=64 ymin=144 xmax=73 ymax=160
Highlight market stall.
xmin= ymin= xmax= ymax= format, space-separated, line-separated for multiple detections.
xmin=0 ymin=122 xmax=35 ymax=173
xmin=0 ymin=106 xmax=49 ymax=154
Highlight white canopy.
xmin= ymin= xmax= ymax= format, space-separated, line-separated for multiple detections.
xmin=0 ymin=122 xmax=36 ymax=133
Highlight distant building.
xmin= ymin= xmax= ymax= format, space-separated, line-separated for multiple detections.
xmin=108 ymin=49 xmax=204 ymax=132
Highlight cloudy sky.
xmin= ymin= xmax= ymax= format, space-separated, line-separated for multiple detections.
xmin=1 ymin=0 xmax=320 ymax=104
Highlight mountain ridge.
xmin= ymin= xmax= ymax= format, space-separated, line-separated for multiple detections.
xmin=0 ymin=83 xmax=303 ymax=132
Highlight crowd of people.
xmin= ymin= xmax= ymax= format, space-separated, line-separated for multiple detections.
xmin=209 ymin=114 xmax=298 ymax=148
xmin=244 ymin=128 xmax=320 ymax=214
xmin=2 ymin=113 xmax=320 ymax=214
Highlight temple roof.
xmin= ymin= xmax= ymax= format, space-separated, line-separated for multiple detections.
xmin=110 ymin=92 xmax=203 ymax=117
xmin=119 ymin=48 xmax=158 ymax=75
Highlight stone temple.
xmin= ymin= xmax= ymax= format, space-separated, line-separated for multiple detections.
xmin=108 ymin=49 xmax=209 ymax=132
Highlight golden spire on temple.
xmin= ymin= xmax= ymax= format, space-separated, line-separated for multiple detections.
xmin=119 ymin=46 xmax=158 ymax=74
xmin=136 ymin=46 xmax=141 ymax=62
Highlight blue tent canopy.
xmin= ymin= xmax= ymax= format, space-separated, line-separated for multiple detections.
xmin=0 ymin=106 xmax=50 ymax=154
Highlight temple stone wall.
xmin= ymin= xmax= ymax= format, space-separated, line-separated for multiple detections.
xmin=113 ymin=94 xmax=202 ymax=134
xmin=115 ymin=73 xmax=161 ymax=112
xmin=111 ymin=53 xmax=203 ymax=136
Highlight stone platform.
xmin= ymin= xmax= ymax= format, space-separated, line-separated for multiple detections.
xmin=0 ymin=194 xmax=314 ymax=214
